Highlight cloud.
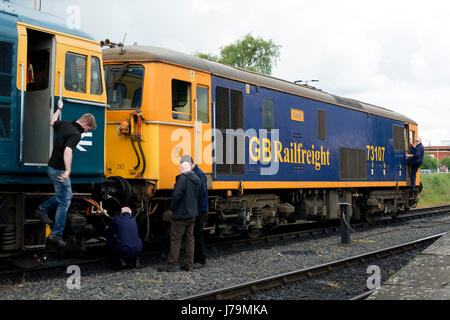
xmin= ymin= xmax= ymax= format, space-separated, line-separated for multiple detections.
xmin=22 ymin=0 xmax=450 ymax=145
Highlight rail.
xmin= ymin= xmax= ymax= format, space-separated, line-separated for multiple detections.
xmin=180 ymin=233 xmax=445 ymax=300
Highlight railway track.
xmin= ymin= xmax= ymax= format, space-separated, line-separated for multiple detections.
xmin=180 ymin=233 xmax=445 ymax=300
xmin=1 ymin=204 xmax=449 ymax=276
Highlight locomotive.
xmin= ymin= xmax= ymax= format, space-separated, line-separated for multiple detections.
xmin=102 ymin=45 xmax=420 ymax=240
xmin=0 ymin=2 xmax=420 ymax=265
xmin=0 ymin=3 xmax=108 ymax=265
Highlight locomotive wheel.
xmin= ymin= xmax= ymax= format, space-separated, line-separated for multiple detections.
xmin=246 ymin=229 xmax=262 ymax=239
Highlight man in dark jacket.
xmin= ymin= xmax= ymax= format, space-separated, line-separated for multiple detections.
xmin=158 ymin=162 xmax=202 ymax=272
xmin=180 ymin=155 xmax=208 ymax=268
xmin=407 ymin=137 xmax=424 ymax=190
xmin=105 ymin=207 xmax=143 ymax=269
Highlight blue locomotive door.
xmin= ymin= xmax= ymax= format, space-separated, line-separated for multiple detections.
xmin=22 ymin=29 xmax=55 ymax=166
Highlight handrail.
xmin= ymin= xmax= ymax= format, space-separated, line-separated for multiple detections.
xmin=19 ymin=63 xmax=25 ymax=163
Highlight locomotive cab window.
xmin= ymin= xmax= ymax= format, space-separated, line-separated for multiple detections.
xmin=104 ymin=64 xmax=144 ymax=109
xmin=90 ymin=56 xmax=103 ymax=95
xmin=172 ymin=79 xmax=191 ymax=121
xmin=317 ymin=109 xmax=326 ymax=140
xmin=65 ymin=52 xmax=86 ymax=93
xmin=196 ymin=86 xmax=209 ymax=123
xmin=393 ymin=125 xmax=405 ymax=151
xmin=262 ymin=98 xmax=274 ymax=130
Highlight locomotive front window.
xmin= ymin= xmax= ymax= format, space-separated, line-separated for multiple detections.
xmin=65 ymin=52 xmax=87 ymax=93
xmin=105 ymin=64 xmax=144 ymax=109
xmin=172 ymin=79 xmax=191 ymax=121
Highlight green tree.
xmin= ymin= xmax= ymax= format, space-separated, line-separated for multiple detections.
xmin=196 ymin=33 xmax=281 ymax=75
xmin=422 ymin=152 xmax=438 ymax=169
xmin=439 ymin=156 xmax=450 ymax=168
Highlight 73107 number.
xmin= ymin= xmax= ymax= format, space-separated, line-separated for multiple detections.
xmin=366 ymin=145 xmax=385 ymax=162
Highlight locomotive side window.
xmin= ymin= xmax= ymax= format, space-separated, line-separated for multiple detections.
xmin=90 ymin=56 xmax=103 ymax=95
xmin=230 ymin=89 xmax=244 ymax=130
xmin=65 ymin=52 xmax=86 ymax=93
xmin=262 ymin=98 xmax=274 ymax=131
xmin=393 ymin=125 xmax=405 ymax=151
xmin=317 ymin=109 xmax=326 ymax=140
xmin=105 ymin=64 xmax=144 ymax=109
xmin=172 ymin=79 xmax=191 ymax=121
xmin=0 ymin=41 xmax=12 ymax=139
xmin=196 ymin=86 xmax=209 ymax=123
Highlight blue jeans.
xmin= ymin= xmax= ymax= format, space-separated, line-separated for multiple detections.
xmin=39 ymin=166 xmax=72 ymax=235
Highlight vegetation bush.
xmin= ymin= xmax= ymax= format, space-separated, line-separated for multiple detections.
xmin=417 ymin=173 xmax=450 ymax=207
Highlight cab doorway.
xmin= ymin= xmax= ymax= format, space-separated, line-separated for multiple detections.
xmin=23 ymin=29 xmax=55 ymax=165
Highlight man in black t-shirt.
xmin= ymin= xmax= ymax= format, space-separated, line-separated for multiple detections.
xmin=34 ymin=100 xmax=97 ymax=247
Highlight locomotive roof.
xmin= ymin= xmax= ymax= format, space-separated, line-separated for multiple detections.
xmin=0 ymin=1 xmax=94 ymax=40
xmin=103 ymin=45 xmax=416 ymax=124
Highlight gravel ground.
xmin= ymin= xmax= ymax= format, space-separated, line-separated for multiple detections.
xmin=243 ymin=246 xmax=427 ymax=300
xmin=0 ymin=214 xmax=449 ymax=300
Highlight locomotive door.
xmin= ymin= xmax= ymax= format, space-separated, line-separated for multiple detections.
xmin=22 ymin=29 xmax=56 ymax=165
xmin=195 ymin=85 xmax=211 ymax=166
xmin=404 ymin=124 xmax=411 ymax=182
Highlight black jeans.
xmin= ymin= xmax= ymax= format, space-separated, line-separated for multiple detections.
xmin=411 ymin=165 xmax=420 ymax=189
xmin=194 ymin=211 xmax=206 ymax=264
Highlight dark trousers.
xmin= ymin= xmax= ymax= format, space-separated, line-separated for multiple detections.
xmin=167 ymin=217 xmax=196 ymax=269
xmin=411 ymin=165 xmax=420 ymax=189
xmin=106 ymin=238 xmax=139 ymax=266
xmin=194 ymin=212 xmax=206 ymax=265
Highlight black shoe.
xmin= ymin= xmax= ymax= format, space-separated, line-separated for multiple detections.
xmin=193 ymin=262 xmax=205 ymax=269
xmin=180 ymin=265 xmax=193 ymax=272
xmin=48 ymin=233 xmax=66 ymax=248
xmin=108 ymin=259 xmax=127 ymax=270
xmin=34 ymin=209 xmax=53 ymax=225
xmin=157 ymin=265 xmax=178 ymax=272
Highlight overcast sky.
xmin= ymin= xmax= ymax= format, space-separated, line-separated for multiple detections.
xmin=17 ymin=0 xmax=450 ymax=146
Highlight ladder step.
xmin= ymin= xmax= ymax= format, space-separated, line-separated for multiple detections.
xmin=23 ymin=244 xmax=46 ymax=250
xmin=24 ymin=219 xmax=45 ymax=225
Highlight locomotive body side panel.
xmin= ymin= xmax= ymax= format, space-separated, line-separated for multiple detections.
xmin=210 ymin=75 xmax=409 ymax=189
